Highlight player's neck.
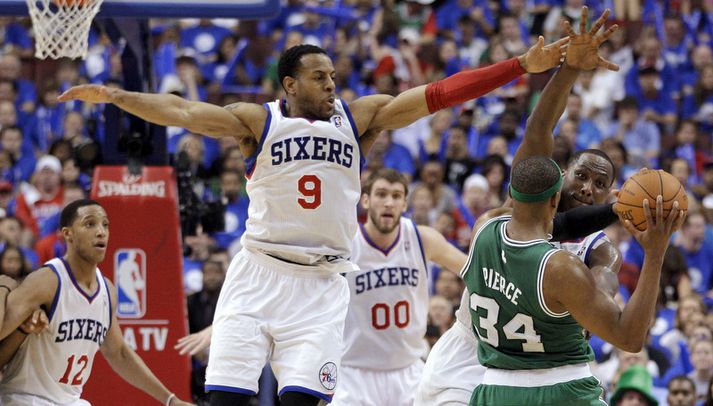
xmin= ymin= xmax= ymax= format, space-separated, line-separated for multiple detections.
xmin=363 ymin=221 xmax=400 ymax=250
xmin=506 ymin=212 xmax=550 ymax=242
xmin=283 ymin=98 xmax=311 ymax=120
xmin=63 ymin=252 xmax=97 ymax=286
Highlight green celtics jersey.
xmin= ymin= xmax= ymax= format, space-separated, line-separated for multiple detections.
xmin=461 ymin=216 xmax=594 ymax=370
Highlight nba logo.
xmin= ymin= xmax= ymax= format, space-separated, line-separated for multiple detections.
xmin=115 ymin=249 xmax=147 ymax=318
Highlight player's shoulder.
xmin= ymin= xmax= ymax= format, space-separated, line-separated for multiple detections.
xmin=473 ymin=207 xmax=512 ymax=234
xmin=15 ymin=266 xmax=60 ymax=303
xmin=546 ymin=250 xmax=589 ymax=280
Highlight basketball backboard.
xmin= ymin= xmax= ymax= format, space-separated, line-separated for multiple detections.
xmin=0 ymin=0 xmax=280 ymax=18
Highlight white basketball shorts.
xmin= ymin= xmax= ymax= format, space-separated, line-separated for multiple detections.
xmin=415 ymin=321 xmax=485 ymax=406
xmin=331 ymin=361 xmax=424 ymax=406
xmin=205 ymin=248 xmax=350 ymax=402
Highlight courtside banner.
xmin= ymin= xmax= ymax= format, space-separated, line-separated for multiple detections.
xmin=86 ymin=166 xmax=191 ymax=404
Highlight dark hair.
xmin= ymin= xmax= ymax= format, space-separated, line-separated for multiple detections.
xmin=362 ymin=168 xmax=409 ymax=196
xmin=510 ymin=156 xmax=561 ymax=196
xmin=567 ymin=149 xmax=616 ymax=185
xmin=668 ymin=375 xmax=695 ymax=390
xmin=277 ymin=44 xmax=328 ymax=91
xmin=60 ymin=199 xmax=102 ymax=228
xmin=0 ymin=126 xmax=22 ymax=140
xmin=616 ymin=96 xmax=639 ymax=111
xmin=0 ymin=245 xmax=30 ymax=280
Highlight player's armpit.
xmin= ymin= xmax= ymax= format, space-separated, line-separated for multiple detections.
xmin=0 ymin=268 xmax=58 ymax=340
xmin=222 ymin=102 xmax=270 ymax=144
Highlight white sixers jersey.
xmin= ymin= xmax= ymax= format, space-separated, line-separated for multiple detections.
xmin=241 ymin=99 xmax=362 ymax=271
xmin=342 ymin=218 xmax=429 ymax=370
xmin=0 ymin=258 xmax=112 ymax=404
xmin=455 ymin=229 xmax=609 ymax=327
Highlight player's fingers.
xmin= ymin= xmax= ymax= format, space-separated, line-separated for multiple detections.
xmin=654 ymin=195 xmax=664 ymax=227
xmin=563 ymin=20 xmax=577 ymax=37
xmin=597 ymin=56 xmax=620 ymax=71
xmin=589 ymin=8 xmax=610 ymax=35
xmin=580 ymin=6 xmax=589 ymax=34
xmin=642 ymin=198 xmax=654 ymax=228
xmin=535 ymin=35 xmax=545 ymax=49
xmin=674 ymin=210 xmax=688 ymax=231
xmin=545 ymin=36 xmax=570 ymax=49
xmin=665 ymin=201 xmax=681 ymax=231
xmin=621 ymin=219 xmax=639 ymax=237
xmin=597 ymin=24 xmax=618 ymax=44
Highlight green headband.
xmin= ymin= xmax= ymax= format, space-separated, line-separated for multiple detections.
xmin=509 ymin=159 xmax=563 ymax=203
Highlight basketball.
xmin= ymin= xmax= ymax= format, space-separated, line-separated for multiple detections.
xmin=613 ymin=169 xmax=688 ymax=231
xmin=52 ymin=0 xmax=89 ymax=6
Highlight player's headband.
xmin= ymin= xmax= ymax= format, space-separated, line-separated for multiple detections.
xmin=509 ymin=159 xmax=563 ymax=203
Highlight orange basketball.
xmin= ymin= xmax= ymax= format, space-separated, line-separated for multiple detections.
xmin=613 ymin=169 xmax=688 ymax=231
xmin=52 ymin=0 xmax=89 ymax=6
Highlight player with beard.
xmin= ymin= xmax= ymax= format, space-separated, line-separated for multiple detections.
xmin=331 ymin=168 xmax=467 ymax=406
xmin=416 ymin=7 xmax=623 ymax=405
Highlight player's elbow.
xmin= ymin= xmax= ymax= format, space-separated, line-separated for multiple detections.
xmin=617 ymin=336 xmax=646 ymax=353
xmin=524 ymin=115 xmax=548 ymax=135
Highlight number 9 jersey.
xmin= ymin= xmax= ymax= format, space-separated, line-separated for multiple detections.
xmin=241 ymin=99 xmax=362 ymax=269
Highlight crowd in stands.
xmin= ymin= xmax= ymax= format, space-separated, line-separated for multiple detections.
xmin=2 ymin=0 xmax=713 ymax=404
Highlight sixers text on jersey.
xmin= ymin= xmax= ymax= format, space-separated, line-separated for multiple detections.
xmin=271 ymin=136 xmax=354 ymax=168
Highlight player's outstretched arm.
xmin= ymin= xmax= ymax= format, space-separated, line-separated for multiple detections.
xmin=175 ymin=325 xmax=212 ymax=356
xmin=0 ymin=269 xmax=56 ymax=341
xmin=548 ymin=198 xmax=685 ymax=352
xmin=417 ymin=225 xmax=468 ymax=274
xmin=513 ymin=7 xmax=619 ymax=166
xmin=0 ymin=309 xmax=49 ymax=367
xmin=348 ymin=36 xmax=569 ymax=136
xmin=58 ymin=85 xmax=265 ymax=141
xmin=100 ymin=280 xmax=194 ymax=406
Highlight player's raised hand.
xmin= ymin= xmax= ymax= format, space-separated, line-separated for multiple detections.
xmin=519 ymin=35 xmax=570 ymax=73
xmin=562 ymin=7 xmax=619 ymax=71
xmin=58 ymin=84 xmax=112 ymax=104
xmin=19 ymin=309 xmax=49 ymax=334
xmin=0 ymin=275 xmax=18 ymax=291
xmin=174 ymin=326 xmax=212 ymax=356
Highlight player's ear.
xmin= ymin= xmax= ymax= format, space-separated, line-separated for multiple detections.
xmin=283 ymin=76 xmax=297 ymax=95
xmin=60 ymin=227 xmax=72 ymax=243
xmin=360 ymin=193 xmax=370 ymax=210
xmin=550 ymin=191 xmax=560 ymax=210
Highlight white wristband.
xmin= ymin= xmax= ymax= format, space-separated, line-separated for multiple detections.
xmin=165 ymin=393 xmax=176 ymax=406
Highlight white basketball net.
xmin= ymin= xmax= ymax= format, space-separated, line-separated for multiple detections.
xmin=25 ymin=0 xmax=103 ymax=59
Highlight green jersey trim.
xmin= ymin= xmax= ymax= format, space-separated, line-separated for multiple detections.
xmin=499 ymin=222 xmax=550 ymax=247
xmin=460 ymin=215 xmax=511 ymax=278
xmin=536 ymin=249 xmax=569 ymax=318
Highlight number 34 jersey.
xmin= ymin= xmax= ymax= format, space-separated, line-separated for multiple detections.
xmin=341 ymin=218 xmax=430 ymax=370
xmin=241 ymin=99 xmax=362 ymax=269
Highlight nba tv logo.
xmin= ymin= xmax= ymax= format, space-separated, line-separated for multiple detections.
xmin=115 ymin=249 xmax=147 ymax=318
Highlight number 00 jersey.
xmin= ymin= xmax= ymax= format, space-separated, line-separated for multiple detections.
xmin=0 ymin=258 xmax=112 ymax=404
xmin=462 ymin=216 xmax=594 ymax=370
xmin=341 ymin=218 xmax=429 ymax=370
xmin=241 ymin=99 xmax=362 ymax=270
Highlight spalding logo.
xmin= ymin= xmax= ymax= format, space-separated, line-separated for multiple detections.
xmin=97 ymin=180 xmax=166 ymax=198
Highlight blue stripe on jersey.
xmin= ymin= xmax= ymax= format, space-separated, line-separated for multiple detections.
xmin=104 ymin=277 xmax=113 ymax=329
xmin=410 ymin=218 xmax=428 ymax=270
xmin=205 ymin=385 xmax=257 ymax=395
xmin=340 ymin=100 xmax=365 ymax=170
xmin=60 ymin=257 xmax=101 ymax=303
xmin=245 ymin=103 xmax=272 ymax=179
xmin=279 ymin=386 xmax=333 ymax=402
xmin=583 ymin=232 xmax=607 ymax=265
xmin=46 ymin=264 xmax=62 ymax=322
xmin=359 ymin=222 xmax=401 ymax=256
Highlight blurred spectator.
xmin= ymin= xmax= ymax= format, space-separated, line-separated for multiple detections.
xmin=606 ymin=97 xmax=661 ymax=169
xmin=0 ymin=244 xmax=30 ymax=281
xmin=480 ymin=154 xmax=508 ymax=207
xmin=456 ymin=173 xmax=491 ymax=230
xmin=609 ymin=365 xmax=659 ymax=406
xmin=0 ymin=216 xmax=37 ymax=269
xmin=596 ymin=348 xmax=660 ymax=396
xmin=0 ymin=125 xmax=35 ymax=182
xmin=183 ymin=232 xmax=216 ymax=294
xmin=61 ymin=158 xmax=91 ymax=192
xmin=688 ymin=338 xmax=713 ymax=402
xmin=632 ymin=66 xmax=677 ymax=131
xmin=419 ymin=109 xmax=451 ymax=162
xmin=443 ymin=125 xmax=477 ymax=192
xmin=682 ymin=64 xmax=713 ymax=133
xmin=31 ymin=79 xmax=65 ymax=153
xmin=34 ymin=183 xmax=84 ymax=264
xmin=180 ymin=19 xmax=233 ymax=64
xmin=211 ymin=169 xmax=249 ymax=254
xmin=0 ymin=17 xmax=33 ymax=56
xmin=559 ymin=92 xmax=603 ymax=150
xmin=666 ymin=375 xmax=697 ymax=406
xmin=434 ymin=269 xmax=464 ymax=308
xmin=574 ymin=56 xmax=625 ymax=134
xmin=659 ymin=295 xmax=706 ymax=364
xmin=367 ymin=130 xmax=416 ymax=181
xmin=185 ymin=260 xmax=225 ymax=403
xmin=428 ymin=294 xmax=454 ymax=337
xmin=414 ymin=160 xmax=457 ymax=215
xmin=13 ymin=154 xmax=64 ymax=238
xmin=408 ymin=184 xmax=436 ymax=226
xmin=673 ymin=212 xmax=713 ymax=296
xmin=0 ymin=53 xmax=35 ymax=113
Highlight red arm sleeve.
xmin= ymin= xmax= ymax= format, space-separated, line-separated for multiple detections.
xmin=425 ymin=57 xmax=526 ymax=113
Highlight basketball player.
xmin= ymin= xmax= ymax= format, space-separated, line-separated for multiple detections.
xmin=58 ymin=34 xmax=574 ymax=405
xmin=0 ymin=199 xmax=192 ymax=406
xmin=329 ymin=168 xmax=466 ymax=406
xmin=417 ymin=7 xmax=623 ymax=404
xmin=464 ymin=156 xmax=684 ymax=405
